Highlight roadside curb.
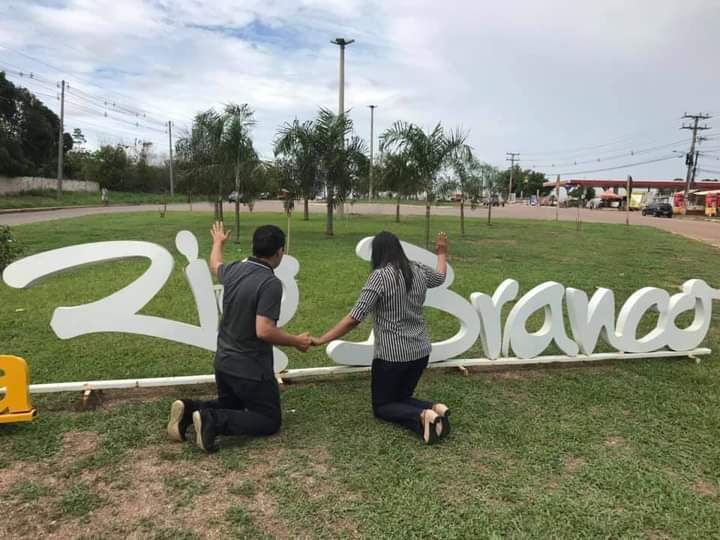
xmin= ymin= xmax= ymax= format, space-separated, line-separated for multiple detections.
xmin=0 ymin=204 xmax=137 ymax=215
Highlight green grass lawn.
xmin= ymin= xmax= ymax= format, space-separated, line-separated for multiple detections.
xmin=1 ymin=212 xmax=719 ymax=538
xmin=0 ymin=189 xmax=205 ymax=210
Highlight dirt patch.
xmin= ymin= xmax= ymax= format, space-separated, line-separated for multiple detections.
xmin=0 ymin=434 xmax=361 ymax=539
xmin=563 ymin=456 xmax=586 ymax=474
xmin=62 ymin=431 xmax=98 ymax=457
xmin=0 ymin=440 xmax=294 ymax=539
xmin=693 ymin=479 xmax=718 ymax=497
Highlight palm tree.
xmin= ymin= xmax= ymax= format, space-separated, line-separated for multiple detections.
xmin=274 ymin=119 xmax=319 ymax=220
xmin=480 ymin=163 xmax=501 ymax=226
xmin=176 ymin=109 xmax=224 ymax=217
xmin=220 ymin=104 xmax=256 ymax=243
xmin=379 ymin=150 xmax=421 ymax=223
xmin=380 ymin=121 xmax=470 ymax=248
xmin=451 ymin=151 xmax=481 ymax=236
xmin=176 ymin=104 xmax=257 ymax=237
xmin=314 ymin=108 xmax=368 ymax=236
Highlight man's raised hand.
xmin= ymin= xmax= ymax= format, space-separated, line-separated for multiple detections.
xmin=211 ymin=221 xmax=231 ymax=245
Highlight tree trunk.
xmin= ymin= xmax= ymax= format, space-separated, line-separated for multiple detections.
xmin=325 ymin=194 xmax=334 ymax=236
xmin=425 ymin=196 xmax=431 ymax=249
xmin=487 ymin=198 xmax=492 ymax=226
xmin=303 ymin=198 xmax=309 ymax=221
xmin=234 ymin=198 xmax=240 ymax=243
xmin=460 ymin=200 xmax=465 ymax=236
xmin=337 ymin=197 xmax=345 ymax=219
xmin=396 ymin=195 xmax=400 ymax=223
xmin=234 ymin=164 xmax=240 ymax=243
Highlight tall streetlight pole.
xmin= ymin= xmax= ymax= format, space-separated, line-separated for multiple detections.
xmin=331 ymin=38 xmax=354 ymax=115
xmin=330 ymin=38 xmax=354 ymax=227
xmin=368 ymin=104 xmax=377 ymax=200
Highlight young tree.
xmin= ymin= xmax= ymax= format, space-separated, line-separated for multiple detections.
xmin=378 ymin=150 xmax=420 ymax=223
xmin=220 ymin=104 xmax=257 ymax=242
xmin=314 ymin=108 xmax=367 ymax=236
xmin=450 ymin=151 xmax=482 ymax=236
xmin=274 ymin=119 xmax=319 ymax=220
xmin=381 ymin=121 xmax=470 ymax=248
xmin=480 ymin=163 xmax=501 ymax=226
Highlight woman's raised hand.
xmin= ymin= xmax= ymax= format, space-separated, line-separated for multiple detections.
xmin=436 ymin=232 xmax=448 ymax=255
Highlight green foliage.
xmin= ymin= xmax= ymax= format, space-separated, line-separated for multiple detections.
xmin=497 ymin=166 xmax=548 ymax=197
xmin=64 ymin=144 xmax=169 ymax=193
xmin=275 ymin=108 xmax=368 ymax=231
xmin=175 ymin=103 xmax=259 ymax=203
xmin=0 ymin=224 xmax=21 ymax=270
xmin=380 ymin=120 xmax=470 ymax=246
xmin=0 ymin=71 xmax=72 ymax=176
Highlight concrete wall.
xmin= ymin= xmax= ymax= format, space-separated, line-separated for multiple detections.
xmin=0 ymin=176 xmax=100 ymax=195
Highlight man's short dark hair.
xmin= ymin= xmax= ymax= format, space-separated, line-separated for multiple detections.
xmin=252 ymin=225 xmax=285 ymax=257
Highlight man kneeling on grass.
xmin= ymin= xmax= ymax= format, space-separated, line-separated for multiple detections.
xmin=167 ymin=222 xmax=311 ymax=452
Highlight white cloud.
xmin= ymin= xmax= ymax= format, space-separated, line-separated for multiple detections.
xmin=0 ymin=0 xmax=718 ymax=180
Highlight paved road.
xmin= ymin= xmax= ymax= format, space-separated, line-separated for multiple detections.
xmin=2 ymin=201 xmax=718 ymax=248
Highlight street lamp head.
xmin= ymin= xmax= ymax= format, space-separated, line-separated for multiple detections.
xmin=331 ymin=38 xmax=355 ymax=46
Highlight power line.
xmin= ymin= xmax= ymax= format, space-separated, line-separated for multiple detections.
xmin=535 ymin=154 xmax=683 ymax=176
xmin=528 ymin=138 xmax=690 ymax=168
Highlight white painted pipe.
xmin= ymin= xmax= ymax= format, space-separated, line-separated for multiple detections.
xmin=24 ymin=348 xmax=712 ymax=394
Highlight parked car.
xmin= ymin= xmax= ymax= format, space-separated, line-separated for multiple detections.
xmin=641 ymin=201 xmax=673 ymax=218
xmin=228 ymin=191 xmax=240 ymax=202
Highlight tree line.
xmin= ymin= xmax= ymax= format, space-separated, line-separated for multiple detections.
xmin=2 ymin=73 xmax=553 ymax=244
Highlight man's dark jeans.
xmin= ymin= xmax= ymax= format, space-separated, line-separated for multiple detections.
xmin=185 ymin=370 xmax=281 ymax=436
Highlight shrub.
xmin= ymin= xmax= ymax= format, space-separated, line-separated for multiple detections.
xmin=0 ymin=225 xmax=22 ymax=271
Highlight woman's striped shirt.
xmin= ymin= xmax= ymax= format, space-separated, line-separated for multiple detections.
xmin=349 ymin=262 xmax=446 ymax=362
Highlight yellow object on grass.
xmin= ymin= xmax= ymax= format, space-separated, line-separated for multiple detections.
xmin=0 ymin=355 xmax=36 ymax=424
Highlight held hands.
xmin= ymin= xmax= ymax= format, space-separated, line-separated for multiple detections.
xmin=295 ymin=332 xmax=312 ymax=353
xmin=294 ymin=333 xmax=326 ymax=352
xmin=211 ymin=221 xmax=231 ymax=245
xmin=436 ymin=232 xmax=448 ymax=255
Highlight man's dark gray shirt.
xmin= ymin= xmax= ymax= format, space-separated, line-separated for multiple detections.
xmin=214 ymin=257 xmax=282 ymax=381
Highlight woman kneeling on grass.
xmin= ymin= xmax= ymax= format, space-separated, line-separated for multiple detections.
xmin=312 ymin=231 xmax=451 ymax=444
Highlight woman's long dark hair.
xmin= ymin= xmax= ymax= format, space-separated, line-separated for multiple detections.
xmin=371 ymin=231 xmax=413 ymax=291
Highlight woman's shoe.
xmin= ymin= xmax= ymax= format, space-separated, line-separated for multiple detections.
xmin=421 ymin=409 xmax=440 ymax=444
xmin=433 ymin=403 xmax=451 ymax=439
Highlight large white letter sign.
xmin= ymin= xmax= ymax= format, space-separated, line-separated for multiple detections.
xmin=565 ymin=287 xmax=624 ymax=355
xmin=3 ymin=230 xmax=719 ymax=394
xmin=2 ymin=231 xmax=300 ymax=373
xmin=659 ymin=279 xmax=720 ymax=352
xmin=327 ymin=236 xmax=481 ymax=366
xmin=502 ymin=282 xmax=579 ymax=358
xmin=615 ymin=287 xmax=671 ymax=353
xmin=470 ymin=279 xmax=519 ymax=360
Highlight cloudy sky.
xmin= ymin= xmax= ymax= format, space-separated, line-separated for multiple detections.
xmin=1 ymin=0 xmax=719 ymax=180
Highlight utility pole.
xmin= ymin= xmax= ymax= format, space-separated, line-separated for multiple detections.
xmin=330 ymin=38 xmax=354 ymax=228
xmin=368 ymin=104 xmax=377 ymax=200
xmin=506 ymin=152 xmax=519 ymax=203
xmin=56 ymin=79 xmax=65 ymax=199
xmin=167 ymin=120 xmax=175 ymax=197
xmin=681 ymin=113 xmax=711 ymax=213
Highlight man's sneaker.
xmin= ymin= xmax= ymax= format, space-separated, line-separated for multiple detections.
xmin=192 ymin=410 xmax=218 ymax=453
xmin=167 ymin=400 xmax=192 ymax=442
